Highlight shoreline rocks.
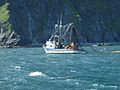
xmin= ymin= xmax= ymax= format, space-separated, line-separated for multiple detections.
xmin=0 ymin=31 xmax=22 ymax=48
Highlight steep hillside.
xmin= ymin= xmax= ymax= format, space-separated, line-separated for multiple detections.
xmin=1 ymin=0 xmax=120 ymax=46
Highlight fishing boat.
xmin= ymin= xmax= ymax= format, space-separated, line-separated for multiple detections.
xmin=43 ymin=18 xmax=85 ymax=54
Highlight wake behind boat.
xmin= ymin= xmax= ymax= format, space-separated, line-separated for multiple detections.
xmin=43 ymin=17 xmax=85 ymax=54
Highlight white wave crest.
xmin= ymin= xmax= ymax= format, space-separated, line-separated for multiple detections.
xmin=29 ymin=71 xmax=47 ymax=77
xmin=92 ymin=83 xmax=118 ymax=88
xmin=15 ymin=66 xmax=21 ymax=71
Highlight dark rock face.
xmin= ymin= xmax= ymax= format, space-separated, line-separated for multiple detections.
xmin=2 ymin=0 xmax=120 ymax=46
xmin=0 ymin=34 xmax=5 ymax=43
xmin=0 ymin=31 xmax=21 ymax=47
xmin=5 ymin=31 xmax=21 ymax=46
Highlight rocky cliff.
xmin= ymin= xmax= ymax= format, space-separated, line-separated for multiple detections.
xmin=1 ymin=0 xmax=120 ymax=46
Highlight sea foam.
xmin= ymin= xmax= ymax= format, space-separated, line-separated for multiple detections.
xmin=92 ymin=83 xmax=118 ymax=88
xmin=15 ymin=66 xmax=21 ymax=71
xmin=29 ymin=71 xmax=47 ymax=77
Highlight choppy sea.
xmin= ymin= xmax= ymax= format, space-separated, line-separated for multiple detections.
xmin=0 ymin=46 xmax=120 ymax=90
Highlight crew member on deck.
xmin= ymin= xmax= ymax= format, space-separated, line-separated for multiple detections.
xmin=71 ymin=42 xmax=74 ymax=49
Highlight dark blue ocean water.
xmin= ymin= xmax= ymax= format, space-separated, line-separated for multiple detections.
xmin=0 ymin=46 xmax=120 ymax=90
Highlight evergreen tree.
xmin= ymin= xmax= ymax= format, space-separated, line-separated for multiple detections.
xmin=0 ymin=3 xmax=11 ymax=34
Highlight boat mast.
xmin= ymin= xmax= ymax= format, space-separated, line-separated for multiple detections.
xmin=70 ymin=28 xmax=73 ymax=44
xmin=59 ymin=13 xmax=62 ymax=37
xmin=58 ymin=13 xmax=62 ymax=40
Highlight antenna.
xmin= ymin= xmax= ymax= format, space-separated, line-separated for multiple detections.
xmin=60 ymin=12 xmax=62 ymax=25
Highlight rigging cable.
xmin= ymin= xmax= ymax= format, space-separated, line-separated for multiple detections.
xmin=72 ymin=28 xmax=111 ymax=54
xmin=73 ymin=27 xmax=88 ymax=53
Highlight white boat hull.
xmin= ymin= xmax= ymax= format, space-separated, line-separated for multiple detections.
xmin=43 ymin=47 xmax=84 ymax=54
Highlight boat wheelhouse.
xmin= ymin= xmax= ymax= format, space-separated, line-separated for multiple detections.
xmin=43 ymin=18 xmax=84 ymax=54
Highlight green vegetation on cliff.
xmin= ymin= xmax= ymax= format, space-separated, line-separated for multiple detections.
xmin=0 ymin=3 xmax=12 ymax=34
